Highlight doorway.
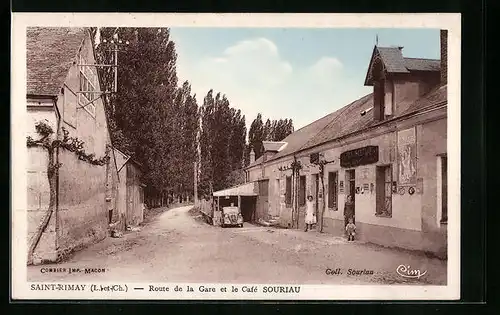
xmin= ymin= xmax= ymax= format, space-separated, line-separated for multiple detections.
xmin=256 ymin=179 xmax=269 ymax=221
xmin=241 ymin=196 xmax=257 ymax=222
xmin=313 ymin=174 xmax=319 ymax=217
xmin=346 ymin=169 xmax=356 ymax=222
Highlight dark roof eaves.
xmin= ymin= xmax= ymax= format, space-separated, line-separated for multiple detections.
xmin=27 ymin=94 xmax=58 ymax=99
xmin=363 ymin=45 xmax=377 ymax=86
xmin=404 ymin=57 xmax=440 ymax=61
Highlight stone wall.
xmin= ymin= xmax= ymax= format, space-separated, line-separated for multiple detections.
xmin=26 ymin=104 xmax=58 ymax=263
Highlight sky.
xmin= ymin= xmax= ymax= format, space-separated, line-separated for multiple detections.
xmin=169 ymin=28 xmax=440 ymax=131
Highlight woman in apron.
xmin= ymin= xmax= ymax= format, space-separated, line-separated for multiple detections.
xmin=304 ymin=195 xmax=316 ymax=231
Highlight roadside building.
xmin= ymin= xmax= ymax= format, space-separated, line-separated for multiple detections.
xmin=26 ymin=27 xmax=118 ymax=264
xmin=211 ymin=182 xmax=259 ymax=226
xmin=114 ymin=148 xmax=146 ymax=228
xmin=244 ymin=30 xmax=448 ymax=258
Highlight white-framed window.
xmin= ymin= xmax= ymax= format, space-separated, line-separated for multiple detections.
xmin=79 ymin=55 xmax=97 ymax=117
xmin=384 ymin=80 xmax=394 ymax=117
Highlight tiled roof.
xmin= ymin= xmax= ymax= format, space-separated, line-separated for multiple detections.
xmin=27 ymin=27 xmax=87 ymax=96
xmin=400 ymin=84 xmax=447 ymax=116
xmin=299 ymin=94 xmax=375 ymax=150
xmin=377 ymin=47 xmax=409 ymax=73
xmin=262 ymin=141 xmax=287 ymax=152
xmin=404 ymin=57 xmax=441 ymax=72
xmin=268 ymin=108 xmax=347 ymax=161
xmin=365 ymin=47 xmax=441 ymax=85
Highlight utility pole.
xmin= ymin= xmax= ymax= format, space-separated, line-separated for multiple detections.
xmin=78 ymin=29 xmax=129 ymax=105
xmin=194 ymin=162 xmax=198 ymax=206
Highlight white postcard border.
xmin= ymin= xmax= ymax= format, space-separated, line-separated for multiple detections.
xmin=11 ymin=12 xmax=461 ymax=300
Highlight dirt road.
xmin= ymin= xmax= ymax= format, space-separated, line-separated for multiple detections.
xmin=27 ymin=205 xmax=447 ymax=285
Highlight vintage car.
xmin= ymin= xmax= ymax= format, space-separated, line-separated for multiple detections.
xmin=221 ymin=205 xmax=244 ymax=228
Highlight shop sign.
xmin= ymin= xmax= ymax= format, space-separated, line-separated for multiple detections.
xmin=340 ymin=146 xmax=379 ymax=168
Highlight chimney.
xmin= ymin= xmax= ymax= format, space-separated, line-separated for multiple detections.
xmin=440 ymin=29 xmax=448 ymax=85
xmin=249 ymin=149 xmax=255 ymax=164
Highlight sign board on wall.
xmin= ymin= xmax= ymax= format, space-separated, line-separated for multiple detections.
xmin=397 ymin=127 xmax=417 ymax=186
xmin=340 ymin=146 xmax=379 ymax=168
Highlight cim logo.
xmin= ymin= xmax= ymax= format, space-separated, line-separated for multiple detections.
xmin=396 ymin=264 xmax=427 ymax=279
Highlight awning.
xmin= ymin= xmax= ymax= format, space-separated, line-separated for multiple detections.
xmin=213 ymin=182 xmax=257 ymax=197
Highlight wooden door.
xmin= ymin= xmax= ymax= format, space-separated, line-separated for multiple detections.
xmin=347 ymin=169 xmax=356 ymax=215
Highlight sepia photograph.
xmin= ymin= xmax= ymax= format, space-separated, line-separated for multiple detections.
xmin=11 ymin=13 xmax=461 ymax=300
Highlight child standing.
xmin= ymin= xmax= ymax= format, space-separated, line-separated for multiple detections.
xmin=345 ymin=217 xmax=356 ymax=241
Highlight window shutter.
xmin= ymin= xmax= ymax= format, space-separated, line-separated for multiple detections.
xmin=328 ymin=172 xmax=334 ymax=207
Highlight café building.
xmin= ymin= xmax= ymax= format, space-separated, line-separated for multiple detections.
xmin=245 ymin=31 xmax=448 ymax=258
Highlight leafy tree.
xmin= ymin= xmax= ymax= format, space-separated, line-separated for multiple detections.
xmin=248 ymin=113 xmax=264 ymax=159
xmin=199 ymin=90 xmax=215 ymax=197
xmin=247 ymin=114 xmax=295 ymax=163
xmin=92 ymin=27 xmax=179 ymax=200
xmin=198 ymin=90 xmax=247 ymax=194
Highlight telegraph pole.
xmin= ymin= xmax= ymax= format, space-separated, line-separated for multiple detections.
xmin=77 ymin=29 xmax=129 ymax=105
xmin=194 ymin=162 xmax=198 ymax=206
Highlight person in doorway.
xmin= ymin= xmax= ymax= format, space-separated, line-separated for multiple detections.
xmin=304 ymin=195 xmax=316 ymax=232
xmin=345 ymin=217 xmax=356 ymax=241
xmin=343 ymin=194 xmax=355 ymax=230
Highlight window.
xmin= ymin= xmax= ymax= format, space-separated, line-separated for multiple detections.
xmin=298 ymin=175 xmax=306 ymax=206
xmin=63 ymin=87 xmax=78 ymax=128
xmin=376 ymin=165 xmax=392 ymax=217
xmin=285 ymin=176 xmax=292 ymax=206
xmin=440 ymin=155 xmax=448 ymax=224
xmin=79 ymin=55 xmax=97 ymax=117
xmin=328 ymin=172 xmax=338 ymax=210
xmin=384 ymin=80 xmax=394 ymax=116
xmin=259 ymin=179 xmax=269 ymax=197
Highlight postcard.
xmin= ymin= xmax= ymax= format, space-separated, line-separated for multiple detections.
xmin=11 ymin=12 xmax=461 ymax=300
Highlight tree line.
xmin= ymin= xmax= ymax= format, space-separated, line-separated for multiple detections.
xmin=247 ymin=114 xmax=294 ymax=163
xmin=90 ymin=27 xmax=294 ymax=205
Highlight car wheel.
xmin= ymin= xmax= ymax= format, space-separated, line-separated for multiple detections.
xmin=239 ymin=224 xmax=243 ymax=227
